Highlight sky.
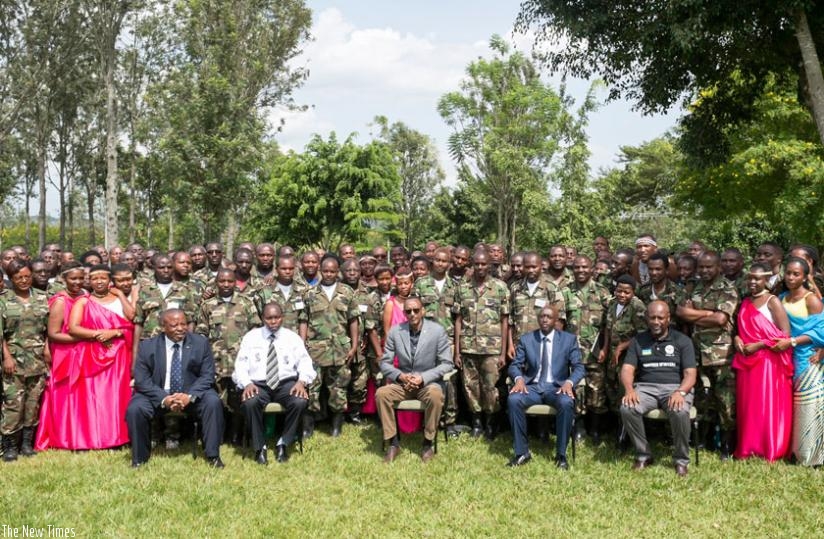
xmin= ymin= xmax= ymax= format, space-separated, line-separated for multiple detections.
xmin=271 ymin=0 xmax=681 ymax=185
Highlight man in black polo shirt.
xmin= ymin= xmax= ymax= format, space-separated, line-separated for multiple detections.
xmin=620 ymin=300 xmax=697 ymax=477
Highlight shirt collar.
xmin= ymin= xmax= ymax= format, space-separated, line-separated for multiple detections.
xmin=540 ymin=329 xmax=554 ymax=342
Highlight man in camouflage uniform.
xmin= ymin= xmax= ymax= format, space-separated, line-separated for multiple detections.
xmin=563 ymin=255 xmax=611 ymax=442
xmin=189 ymin=245 xmax=207 ymax=273
xmin=448 ymin=245 xmax=471 ymax=285
xmin=195 ymin=268 xmax=260 ymax=444
xmin=600 ymin=275 xmax=647 ymax=413
xmin=172 ymin=251 xmax=202 ymax=298
xmin=1 ymin=270 xmax=49 ymax=461
xmin=488 ymin=243 xmax=510 ymax=280
xmin=192 ymin=242 xmax=225 ymax=287
xmin=295 ymin=251 xmax=320 ymax=287
xmin=637 ymin=252 xmax=681 ymax=317
xmin=545 ymin=245 xmax=573 ymax=289
xmin=251 ymin=243 xmax=276 ymax=282
xmin=298 ymin=256 xmax=360 ymax=438
xmin=414 ymin=247 xmax=459 ymax=435
xmin=453 ymin=250 xmax=510 ymax=440
xmin=509 ymin=252 xmax=566 ymax=354
xmin=676 ymin=251 xmax=739 ymax=459
xmin=340 ymin=258 xmax=378 ymax=424
xmin=506 ymin=252 xmax=524 ymax=287
xmin=721 ymin=248 xmax=748 ymax=299
xmin=253 ymin=254 xmax=308 ymax=331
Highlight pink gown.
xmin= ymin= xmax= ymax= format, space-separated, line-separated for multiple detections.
xmin=731 ymin=297 xmax=794 ymax=461
xmin=35 ymin=297 xmax=134 ymax=450
xmin=386 ymin=296 xmax=424 ymax=434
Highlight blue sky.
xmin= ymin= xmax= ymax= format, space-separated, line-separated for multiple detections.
xmin=272 ymin=0 xmax=682 ymax=183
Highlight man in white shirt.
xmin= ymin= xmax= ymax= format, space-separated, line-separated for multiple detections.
xmin=234 ymin=302 xmax=316 ymax=464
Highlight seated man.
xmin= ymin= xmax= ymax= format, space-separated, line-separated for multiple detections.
xmin=619 ymin=300 xmax=697 ymax=477
xmin=507 ymin=306 xmax=584 ymax=470
xmin=376 ymin=296 xmax=453 ymax=463
xmin=233 ymin=302 xmax=316 ymax=464
xmin=126 ymin=309 xmax=225 ymax=468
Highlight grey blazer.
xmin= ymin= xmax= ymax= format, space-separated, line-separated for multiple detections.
xmin=380 ymin=319 xmax=454 ymax=386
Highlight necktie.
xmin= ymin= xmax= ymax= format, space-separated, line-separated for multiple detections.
xmin=266 ymin=333 xmax=279 ymax=390
xmin=170 ymin=343 xmax=183 ymax=393
xmin=540 ymin=336 xmax=550 ymax=384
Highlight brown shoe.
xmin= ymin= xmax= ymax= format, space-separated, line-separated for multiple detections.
xmin=631 ymin=458 xmax=654 ymax=471
xmin=384 ymin=445 xmax=400 ymax=463
xmin=421 ymin=446 xmax=435 ymax=463
xmin=675 ymin=463 xmax=688 ymax=477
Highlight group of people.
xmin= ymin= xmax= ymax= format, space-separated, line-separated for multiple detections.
xmin=0 ymin=235 xmax=822 ymax=475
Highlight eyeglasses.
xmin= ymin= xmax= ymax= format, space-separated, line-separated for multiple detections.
xmin=403 ymin=308 xmax=422 ymax=314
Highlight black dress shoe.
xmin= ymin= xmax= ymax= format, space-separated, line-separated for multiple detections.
xmin=276 ymin=444 xmax=289 ymax=463
xmin=255 ymin=449 xmax=268 ymax=465
xmin=207 ymin=456 xmax=225 ymax=468
xmin=555 ymin=455 xmax=569 ymax=470
xmin=506 ymin=452 xmax=532 ymax=467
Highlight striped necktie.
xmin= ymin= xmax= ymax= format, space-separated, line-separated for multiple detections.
xmin=266 ymin=332 xmax=279 ymax=390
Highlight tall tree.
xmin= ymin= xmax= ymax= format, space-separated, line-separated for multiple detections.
xmin=438 ymin=35 xmax=567 ymax=254
xmin=373 ymin=116 xmax=445 ymax=250
xmin=518 ymin=1 xmax=824 ymax=146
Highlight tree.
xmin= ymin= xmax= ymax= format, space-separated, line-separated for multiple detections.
xmin=244 ymin=133 xmax=401 ymax=250
xmin=373 ymin=116 xmax=445 ymax=250
xmin=517 ymin=1 xmax=824 ymax=147
xmin=438 ymin=35 xmax=567 ymax=254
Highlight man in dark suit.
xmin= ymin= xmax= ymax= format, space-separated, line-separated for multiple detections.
xmin=507 ymin=305 xmax=584 ymax=469
xmin=126 ymin=309 xmax=225 ymax=468
xmin=376 ymin=296 xmax=454 ymax=463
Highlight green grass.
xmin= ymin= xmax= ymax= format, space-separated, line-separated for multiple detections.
xmin=2 ymin=421 xmax=822 ymax=538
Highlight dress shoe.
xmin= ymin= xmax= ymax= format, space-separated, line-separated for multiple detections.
xmin=254 ymin=449 xmax=268 ymax=465
xmin=207 ymin=456 xmax=225 ymax=469
xmin=631 ymin=457 xmax=654 ymax=471
xmin=165 ymin=438 xmax=180 ymax=451
xmin=330 ymin=413 xmax=344 ymax=437
xmin=302 ymin=415 xmax=315 ymax=439
xmin=555 ymin=455 xmax=569 ymax=471
xmin=506 ymin=452 xmax=532 ymax=467
xmin=470 ymin=415 xmax=483 ymax=439
xmin=384 ymin=445 xmax=400 ymax=463
xmin=420 ymin=445 xmax=435 ymax=463
xmin=276 ymin=444 xmax=289 ymax=463
xmin=675 ymin=463 xmax=688 ymax=477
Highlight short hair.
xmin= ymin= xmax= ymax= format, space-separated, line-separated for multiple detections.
xmin=374 ymin=265 xmax=394 ymax=278
xmin=786 ymin=256 xmax=811 ymax=277
xmin=749 ymin=262 xmax=773 ymax=274
xmin=79 ymin=250 xmax=102 ymax=265
xmin=616 ymin=274 xmax=636 ymax=288
xmin=615 ymin=248 xmax=634 ymax=262
xmin=648 ymin=251 xmax=670 ymax=269
xmin=6 ymin=259 xmax=32 ymax=277
xmin=410 ymin=255 xmax=430 ymax=268
xmin=110 ymin=263 xmax=133 ymax=275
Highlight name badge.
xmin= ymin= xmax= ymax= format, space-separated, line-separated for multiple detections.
xmin=641 ymin=348 xmax=653 ymax=356
xmin=534 ymin=298 xmax=547 ymax=308
xmin=359 ymin=304 xmax=368 ymax=313
xmin=294 ymin=301 xmax=305 ymax=310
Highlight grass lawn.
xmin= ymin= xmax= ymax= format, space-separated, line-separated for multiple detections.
xmin=2 ymin=420 xmax=822 ymax=538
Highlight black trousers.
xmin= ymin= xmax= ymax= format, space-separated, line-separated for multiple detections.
xmin=126 ymin=390 xmax=224 ymax=464
xmin=241 ymin=379 xmax=307 ymax=451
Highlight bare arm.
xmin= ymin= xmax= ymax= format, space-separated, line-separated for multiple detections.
xmin=47 ymin=297 xmax=77 ymax=344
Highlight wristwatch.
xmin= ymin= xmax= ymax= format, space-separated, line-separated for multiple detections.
xmin=791 ymin=337 xmax=798 ymax=348
xmin=188 ymin=394 xmax=197 ymax=403
xmin=678 ymin=390 xmax=687 ymax=397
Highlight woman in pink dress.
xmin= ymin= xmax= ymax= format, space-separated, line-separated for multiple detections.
xmin=35 ymin=263 xmax=87 ymax=450
xmin=382 ymin=269 xmax=423 ymax=433
xmin=732 ymin=262 xmax=793 ymax=460
xmin=48 ymin=265 xmax=134 ymax=450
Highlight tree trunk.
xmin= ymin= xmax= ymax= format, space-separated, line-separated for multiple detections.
xmin=795 ymin=9 xmax=824 ymax=147
xmin=67 ymin=174 xmax=75 ymax=252
xmin=24 ymin=175 xmax=32 ymax=247
xmin=37 ymin=141 xmax=47 ymax=252
xmin=86 ymin=179 xmax=96 ymax=247
xmin=104 ymin=51 xmax=119 ymax=248
xmin=225 ymin=211 xmax=238 ymax=255
xmin=129 ymin=136 xmax=136 ymax=243
xmin=58 ymin=138 xmax=67 ymax=246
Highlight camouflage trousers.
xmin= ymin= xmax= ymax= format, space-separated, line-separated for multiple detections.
xmin=442 ymin=374 xmax=459 ymax=427
xmin=348 ymin=355 xmax=369 ymax=405
xmin=309 ymin=364 xmax=352 ymax=414
xmin=1 ymin=373 xmax=46 ymax=435
xmin=461 ymin=354 xmax=500 ymax=414
xmin=696 ymin=365 xmax=736 ymax=430
xmin=605 ymin=361 xmax=625 ymax=413
xmin=575 ymin=362 xmax=608 ymax=415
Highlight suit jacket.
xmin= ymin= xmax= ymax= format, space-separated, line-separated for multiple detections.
xmin=133 ymin=332 xmax=216 ymax=408
xmin=380 ymin=319 xmax=454 ymax=386
xmin=508 ymin=329 xmax=585 ymax=389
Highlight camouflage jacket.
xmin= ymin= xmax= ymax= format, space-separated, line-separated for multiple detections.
xmin=195 ymin=292 xmax=260 ymax=378
xmin=135 ymin=279 xmax=200 ymax=339
xmin=637 ymin=280 xmax=681 ymax=320
xmin=605 ymin=296 xmax=648 ymax=350
xmin=546 ymin=268 xmax=573 ymax=291
xmin=0 ymin=289 xmax=49 ymax=376
xmin=509 ymin=277 xmax=566 ymax=343
xmin=688 ymin=277 xmax=739 ymax=367
xmin=414 ymin=274 xmax=456 ymax=337
xmin=298 ymin=282 xmax=360 ymax=367
xmin=453 ymin=276 xmax=511 ymax=355
xmin=252 ymin=280 xmax=309 ymax=332
xmin=562 ymin=280 xmax=611 ymax=362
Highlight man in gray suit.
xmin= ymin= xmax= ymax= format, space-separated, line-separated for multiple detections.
xmin=376 ymin=296 xmax=454 ymax=463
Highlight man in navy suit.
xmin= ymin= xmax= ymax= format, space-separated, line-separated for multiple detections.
xmin=507 ymin=305 xmax=584 ymax=469
xmin=126 ymin=309 xmax=225 ymax=468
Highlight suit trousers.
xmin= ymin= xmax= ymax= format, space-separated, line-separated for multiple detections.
xmin=619 ymin=383 xmax=694 ymax=466
xmin=508 ymin=384 xmax=574 ymax=458
xmin=241 ymin=379 xmax=307 ymax=450
xmin=376 ymin=382 xmax=444 ymax=442
xmin=126 ymin=390 xmax=224 ymax=464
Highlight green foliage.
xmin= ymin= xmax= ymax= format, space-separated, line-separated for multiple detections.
xmin=244 ymin=133 xmax=402 ymax=250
